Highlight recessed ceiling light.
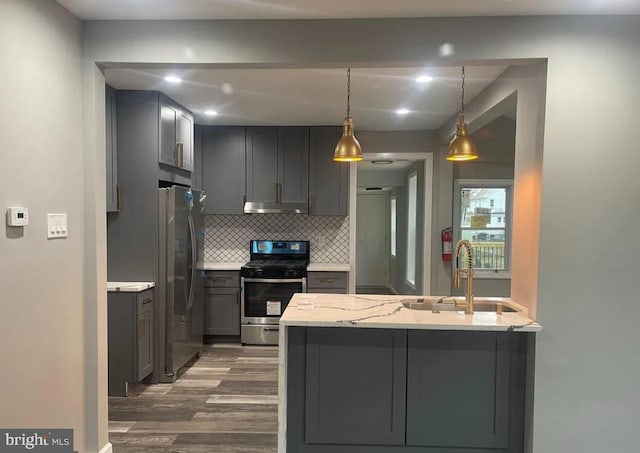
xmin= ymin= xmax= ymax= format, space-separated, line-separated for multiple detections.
xmin=204 ymin=110 xmax=218 ymax=116
xmin=164 ymin=75 xmax=182 ymax=84
xmin=395 ymin=108 xmax=411 ymax=115
xmin=365 ymin=187 xmax=383 ymax=191
xmin=416 ymin=75 xmax=433 ymax=83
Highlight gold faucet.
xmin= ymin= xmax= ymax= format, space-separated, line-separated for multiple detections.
xmin=453 ymin=240 xmax=474 ymax=314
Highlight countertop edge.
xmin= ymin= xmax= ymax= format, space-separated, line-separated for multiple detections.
xmin=280 ymin=320 xmax=542 ymax=332
xmin=107 ymin=282 xmax=155 ymax=293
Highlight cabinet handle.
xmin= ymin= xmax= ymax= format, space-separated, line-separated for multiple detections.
xmin=278 ymin=182 xmax=283 ymax=203
xmin=116 ymin=183 xmax=122 ymax=212
xmin=176 ymin=142 xmax=184 ymax=168
xmin=274 ymin=182 xmax=279 ymax=203
xmin=321 ymin=278 xmax=336 ymax=283
xmin=142 ymin=298 xmax=152 ymax=306
xmin=237 ymin=292 xmax=240 ymax=305
xmin=139 ymin=320 xmax=144 ymax=338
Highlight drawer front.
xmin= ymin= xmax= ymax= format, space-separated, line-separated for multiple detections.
xmin=308 ymin=272 xmax=348 ymax=290
xmin=204 ymin=271 xmax=240 ymax=288
xmin=308 ymin=288 xmax=347 ymax=294
xmin=136 ymin=289 xmax=154 ymax=314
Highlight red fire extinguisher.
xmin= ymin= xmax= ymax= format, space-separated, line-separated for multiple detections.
xmin=441 ymin=228 xmax=453 ymax=262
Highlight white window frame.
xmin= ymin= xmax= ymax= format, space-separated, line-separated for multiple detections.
xmin=390 ymin=195 xmax=397 ymax=258
xmin=453 ymin=179 xmax=513 ymax=279
xmin=406 ymin=171 xmax=418 ymax=287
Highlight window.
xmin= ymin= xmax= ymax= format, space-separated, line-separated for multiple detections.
xmin=406 ymin=172 xmax=417 ymax=286
xmin=390 ymin=196 xmax=397 ymax=257
xmin=455 ymin=180 xmax=513 ymax=277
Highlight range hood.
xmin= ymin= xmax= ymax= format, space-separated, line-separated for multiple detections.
xmin=243 ymin=201 xmax=309 ymax=214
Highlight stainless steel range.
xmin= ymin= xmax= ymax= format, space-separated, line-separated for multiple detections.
xmin=240 ymin=240 xmax=309 ymax=345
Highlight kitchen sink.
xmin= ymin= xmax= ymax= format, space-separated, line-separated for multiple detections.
xmin=401 ymin=298 xmax=517 ymax=313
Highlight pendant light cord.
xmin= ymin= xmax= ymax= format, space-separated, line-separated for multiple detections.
xmin=460 ymin=66 xmax=465 ymax=115
xmin=347 ymin=68 xmax=351 ymax=118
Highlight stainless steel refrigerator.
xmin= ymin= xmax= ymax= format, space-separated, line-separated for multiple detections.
xmin=157 ymin=186 xmax=205 ymax=382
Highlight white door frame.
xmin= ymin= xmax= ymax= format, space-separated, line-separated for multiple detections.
xmin=348 ymin=152 xmax=433 ymax=294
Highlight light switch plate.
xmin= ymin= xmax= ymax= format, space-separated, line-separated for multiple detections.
xmin=47 ymin=213 xmax=68 ymax=239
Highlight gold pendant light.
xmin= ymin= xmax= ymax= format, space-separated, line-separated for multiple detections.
xmin=446 ymin=66 xmax=479 ymax=162
xmin=333 ymin=68 xmax=363 ymax=162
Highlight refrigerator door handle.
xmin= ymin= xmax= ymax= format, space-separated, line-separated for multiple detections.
xmin=186 ymin=215 xmax=197 ymax=314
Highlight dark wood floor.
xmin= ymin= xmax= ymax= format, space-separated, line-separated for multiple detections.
xmin=356 ymin=285 xmax=395 ymax=295
xmin=109 ymin=344 xmax=278 ymax=453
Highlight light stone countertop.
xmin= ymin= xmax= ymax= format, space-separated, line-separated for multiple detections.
xmin=107 ymin=282 xmax=155 ymax=293
xmin=197 ymin=262 xmax=245 ymax=271
xmin=279 ymin=293 xmax=542 ymax=332
xmin=306 ymin=263 xmax=350 ymax=272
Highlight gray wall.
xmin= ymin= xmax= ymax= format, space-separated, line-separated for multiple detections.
xmin=451 ymin=115 xmax=515 ymax=298
xmin=0 ymin=0 xmax=92 ymax=451
xmin=73 ymin=15 xmax=640 ymax=453
xmin=389 ymin=162 xmax=425 ymax=295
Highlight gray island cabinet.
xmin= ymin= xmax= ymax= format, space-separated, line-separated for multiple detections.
xmin=280 ymin=294 xmax=541 ymax=453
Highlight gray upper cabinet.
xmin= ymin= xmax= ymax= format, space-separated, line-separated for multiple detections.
xmin=192 ymin=125 xmax=203 ymax=191
xmin=246 ymin=127 xmax=279 ymax=203
xmin=246 ymin=127 xmax=309 ymax=204
xmin=278 ymin=127 xmax=309 ymax=204
xmin=201 ymin=126 xmax=246 ymax=214
xmin=309 ymin=127 xmax=349 ymax=215
xmin=177 ymin=111 xmax=193 ymax=171
xmin=106 ymin=84 xmax=119 ymax=212
xmin=158 ymin=93 xmax=193 ymax=172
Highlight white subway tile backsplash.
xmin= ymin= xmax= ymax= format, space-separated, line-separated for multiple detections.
xmin=204 ymin=215 xmax=350 ymax=263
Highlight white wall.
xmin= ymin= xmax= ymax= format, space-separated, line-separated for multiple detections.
xmin=75 ymin=15 xmax=640 ymax=453
xmin=0 ymin=0 xmax=95 ymax=451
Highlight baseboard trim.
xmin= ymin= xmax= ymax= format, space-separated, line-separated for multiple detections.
xmin=98 ymin=442 xmax=113 ymax=453
xmin=387 ymin=283 xmax=399 ymax=295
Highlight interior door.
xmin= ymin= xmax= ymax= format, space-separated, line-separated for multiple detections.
xmin=356 ymin=193 xmax=388 ymax=287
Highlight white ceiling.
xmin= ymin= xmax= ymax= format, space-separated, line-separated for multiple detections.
xmin=105 ymin=66 xmax=507 ymax=130
xmin=58 ymin=0 xmax=640 ymax=20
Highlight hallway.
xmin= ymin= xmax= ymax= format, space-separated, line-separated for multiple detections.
xmin=108 ymin=344 xmax=278 ymax=453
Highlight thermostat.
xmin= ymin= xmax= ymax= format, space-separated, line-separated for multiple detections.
xmin=7 ymin=207 xmax=29 ymax=227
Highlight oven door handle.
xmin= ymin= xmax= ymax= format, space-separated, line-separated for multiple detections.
xmin=242 ymin=278 xmax=305 ymax=284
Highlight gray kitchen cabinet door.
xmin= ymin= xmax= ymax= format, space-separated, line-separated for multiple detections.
xmin=137 ymin=306 xmax=153 ymax=380
xmin=159 ymin=100 xmax=177 ymax=167
xmin=309 ymin=127 xmax=349 ymax=215
xmin=201 ymin=126 xmax=246 ymax=214
xmin=177 ymin=111 xmax=193 ymax=171
xmin=246 ymin=127 xmax=278 ymax=203
xmin=106 ymin=84 xmax=119 ymax=212
xmin=205 ymin=288 xmax=241 ymax=335
xmin=305 ymin=328 xmax=407 ymax=445
xmin=278 ymin=127 xmax=309 ymax=204
xmin=192 ymin=125 xmax=203 ymax=191
xmin=406 ymin=330 xmax=514 ymax=449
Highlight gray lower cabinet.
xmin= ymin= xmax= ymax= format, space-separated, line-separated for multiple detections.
xmin=106 ymin=84 xmax=119 ymax=212
xmin=204 ymin=271 xmax=240 ymax=335
xmin=201 ymin=126 xmax=246 ymax=214
xmin=309 ymin=127 xmax=349 ymax=215
xmin=286 ymin=327 xmax=529 ymax=452
xmin=406 ymin=331 xmax=522 ymax=449
xmin=304 ymin=328 xmax=407 ymax=445
xmin=307 ymin=271 xmax=349 ymax=294
xmin=108 ymin=289 xmax=154 ymax=396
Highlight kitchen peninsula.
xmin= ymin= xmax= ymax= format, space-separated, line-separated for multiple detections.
xmin=278 ymin=293 xmax=541 ymax=453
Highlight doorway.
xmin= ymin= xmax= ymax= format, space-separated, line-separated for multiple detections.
xmin=356 ymin=192 xmax=389 ymax=292
xmin=354 ymin=155 xmax=432 ymax=295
